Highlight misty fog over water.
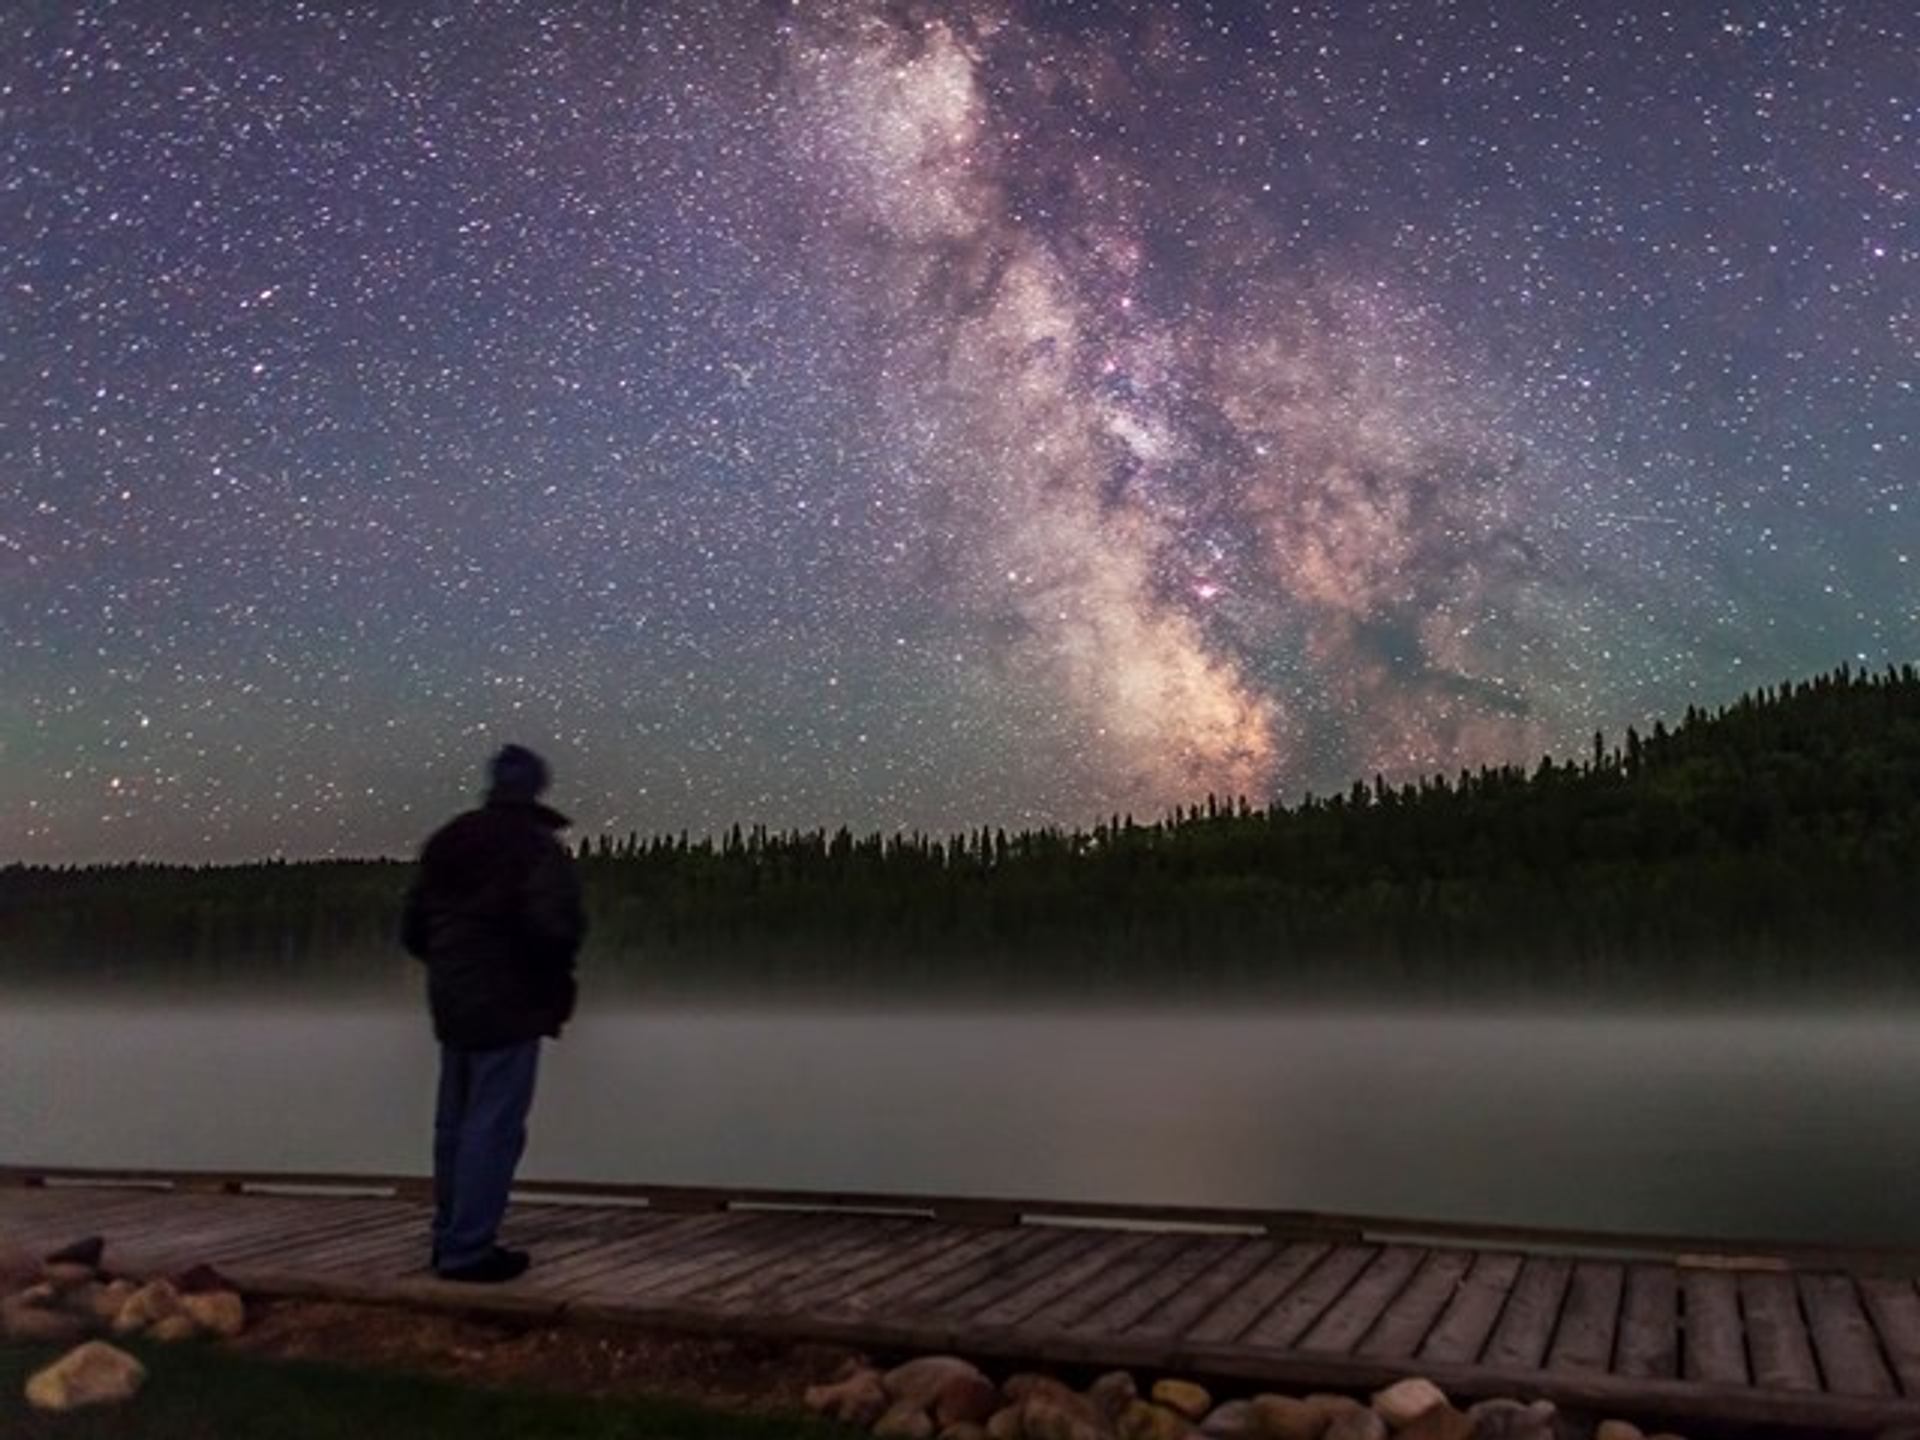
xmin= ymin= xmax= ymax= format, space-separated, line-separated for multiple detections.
xmin=7 ymin=990 xmax=1919 ymax=1246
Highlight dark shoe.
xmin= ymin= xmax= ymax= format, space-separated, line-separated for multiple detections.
xmin=435 ymin=1247 xmax=529 ymax=1284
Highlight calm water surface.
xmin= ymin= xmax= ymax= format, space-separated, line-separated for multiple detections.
xmin=5 ymin=996 xmax=1918 ymax=1245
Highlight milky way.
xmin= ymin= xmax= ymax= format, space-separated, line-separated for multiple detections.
xmin=2 ymin=2 xmax=1914 ymax=861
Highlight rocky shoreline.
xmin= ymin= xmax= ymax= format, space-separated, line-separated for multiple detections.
xmin=7 ymin=1235 xmax=1917 ymax=1438
xmin=3 ymin=1235 xmax=248 ymax=1410
xmin=806 ymin=1355 xmax=1680 ymax=1440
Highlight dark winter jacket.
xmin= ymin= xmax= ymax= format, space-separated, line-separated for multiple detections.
xmin=401 ymin=797 xmax=585 ymax=1050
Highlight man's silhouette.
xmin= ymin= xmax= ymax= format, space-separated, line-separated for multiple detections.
xmin=402 ymin=744 xmax=584 ymax=1283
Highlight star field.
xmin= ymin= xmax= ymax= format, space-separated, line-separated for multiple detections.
xmin=2 ymin=1 xmax=1914 ymax=861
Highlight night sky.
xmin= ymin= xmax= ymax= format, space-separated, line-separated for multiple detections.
xmin=3 ymin=2 xmax=1914 ymax=863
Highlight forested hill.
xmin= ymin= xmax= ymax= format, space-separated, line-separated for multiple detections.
xmin=4 ymin=664 xmax=1918 ymax=996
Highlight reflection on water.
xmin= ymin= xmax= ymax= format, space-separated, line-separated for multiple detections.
xmin=5 ymin=995 xmax=1919 ymax=1245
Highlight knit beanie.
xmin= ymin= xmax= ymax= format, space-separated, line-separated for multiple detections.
xmin=487 ymin=744 xmax=551 ymax=801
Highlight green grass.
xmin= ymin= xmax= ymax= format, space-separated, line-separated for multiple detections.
xmin=0 ymin=1340 xmax=849 ymax=1440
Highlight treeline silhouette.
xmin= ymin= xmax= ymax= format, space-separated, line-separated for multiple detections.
xmin=4 ymin=664 xmax=1917 ymax=997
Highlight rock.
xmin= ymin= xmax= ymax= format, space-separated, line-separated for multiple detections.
xmin=942 ymin=1425 xmax=991 ymax=1440
xmin=987 ymin=1405 xmax=1027 ymax=1440
xmin=1467 ymin=1399 xmax=1557 ymax=1439
xmin=90 ymin=1278 xmax=139 ymax=1323
xmin=44 ymin=1236 xmax=106 ymax=1272
xmin=877 ymin=1400 xmax=939 ymax=1440
xmin=24 ymin=1341 xmax=148 ymax=1411
xmin=1120 ymin=1399 xmax=1194 ymax=1440
xmin=1200 ymin=1399 xmax=1259 ymax=1440
xmin=1005 ymin=1379 xmax=1106 ymax=1439
xmin=1152 ymin=1381 xmax=1213 ymax=1422
xmin=805 ymin=1369 xmax=890 ymax=1427
xmin=1005 ymin=1375 xmax=1087 ymax=1408
xmin=887 ymin=1357 xmax=990 ymax=1406
xmin=832 ymin=1353 xmax=877 ymax=1381
xmin=173 ymin=1262 xmax=236 ymax=1295
xmin=884 ymin=1357 xmax=998 ymax=1428
xmin=1248 ymin=1394 xmax=1332 ymax=1440
xmin=1593 ymin=1424 xmax=1644 ymax=1440
xmin=1323 ymin=1413 xmax=1387 ymax=1440
xmin=53 ymin=1278 xmax=138 ymax=1324
xmin=1 ymin=1296 xmax=90 ymax=1344
xmin=841 ymin=1374 xmax=896 ymax=1428
xmin=936 ymin=1374 xmax=1002 ymax=1428
xmin=1251 ymin=1394 xmax=1366 ymax=1440
xmin=1089 ymin=1372 xmax=1139 ymax=1423
xmin=112 ymin=1277 xmax=181 ymax=1335
xmin=42 ymin=1261 xmax=98 ymax=1289
xmin=1392 ymin=1406 xmax=1471 ymax=1440
xmin=181 ymin=1289 xmax=246 ymax=1338
xmin=1304 ymin=1397 xmax=1367 ymax=1423
xmin=1029 ymin=1396 xmax=1116 ymax=1440
xmin=148 ymin=1313 xmax=202 ymax=1343
xmin=1369 ymin=1379 xmax=1447 ymax=1429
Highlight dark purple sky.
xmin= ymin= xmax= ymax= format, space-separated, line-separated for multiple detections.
xmin=3 ymin=1 xmax=1914 ymax=861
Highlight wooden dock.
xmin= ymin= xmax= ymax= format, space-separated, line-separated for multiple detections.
xmin=6 ymin=1168 xmax=1920 ymax=1434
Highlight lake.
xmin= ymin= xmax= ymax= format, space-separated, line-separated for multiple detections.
xmin=5 ymin=994 xmax=1918 ymax=1246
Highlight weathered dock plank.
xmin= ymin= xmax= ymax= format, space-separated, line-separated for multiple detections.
xmin=1025 ymin=1232 xmax=1190 ymax=1334
xmin=558 ymin=1212 xmax=779 ymax=1300
xmin=1418 ymin=1250 xmax=1523 ymax=1365
xmin=1241 ymin=1245 xmax=1378 ymax=1349
xmin=1681 ymin=1269 xmax=1749 ymax=1386
xmin=1740 ymin=1270 xmax=1821 ymax=1393
xmin=130 ymin=1197 xmax=413 ymax=1277
xmin=724 ymin=1216 xmax=931 ymax=1313
xmin=1615 ymin=1263 xmax=1680 ymax=1379
xmin=885 ymin=1227 xmax=1065 ymax=1316
xmin=785 ymin=1223 xmax=977 ymax=1313
xmin=1857 ymin=1275 xmax=1920 ymax=1397
xmin=611 ymin=1214 xmax=825 ymax=1304
xmin=7 ymin=1174 xmax=1920 ymax=1436
xmin=940 ymin=1228 xmax=1115 ymax=1328
xmin=3 ymin=1187 xmax=187 ymax=1241
xmin=1298 ymin=1246 xmax=1423 ymax=1355
xmin=1545 ymin=1261 xmax=1623 ymax=1374
xmin=205 ymin=1200 xmax=426 ymax=1267
xmin=1170 ymin=1240 xmax=1325 ymax=1346
xmin=297 ymin=1223 xmax=438 ymax=1280
xmin=1077 ymin=1235 xmax=1243 ymax=1337
xmin=830 ymin=1226 xmax=1036 ymax=1319
xmin=526 ymin=1211 xmax=735 ymax=1292
xmin=1126 ymin=1238 xmax=1274 ymax=1343
xmin=1483 ymin=1257 xmax=1573 ymax=1372
xmin=685 ymin=1215 xmax=905 ymax=1310
xmin=1357 ymin=1248 xmax=1473 ymax=1359
xmin=1800 ymin=1272 xmax=1896 ymax=1397
xmin=43 ymin=1190 xmax=318 ymax=1258
xmin=973 ymin=1231 xmax=1157 ymax=1331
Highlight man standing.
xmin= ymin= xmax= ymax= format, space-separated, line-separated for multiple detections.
xmin=402 ymin=744 xmax=584 ymax=1283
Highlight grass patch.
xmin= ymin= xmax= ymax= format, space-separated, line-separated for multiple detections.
xmin=0 ymin=1339 xmax=850 ymax=1440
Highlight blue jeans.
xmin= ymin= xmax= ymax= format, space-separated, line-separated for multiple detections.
xmin=432 ymin=1039 xmax=539 ymax=1271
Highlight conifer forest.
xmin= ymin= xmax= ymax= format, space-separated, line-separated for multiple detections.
xmin=5 ymin=666 xmax=1916 ymax=999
